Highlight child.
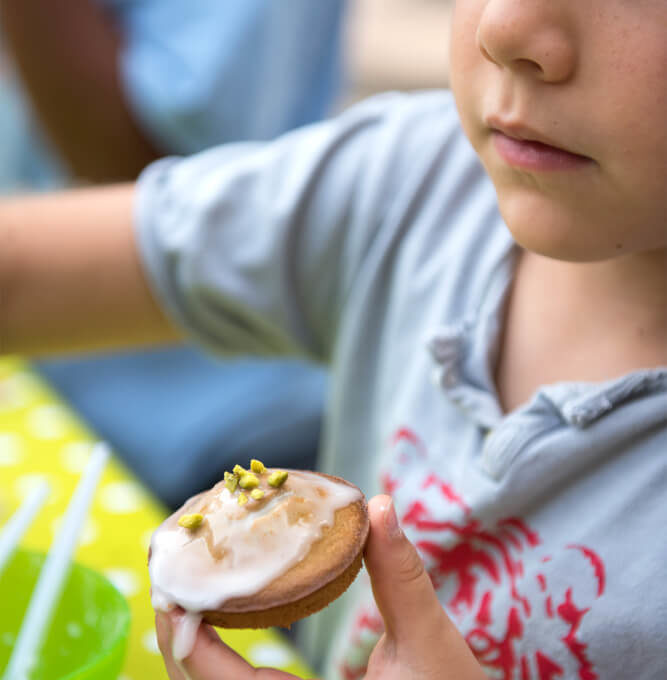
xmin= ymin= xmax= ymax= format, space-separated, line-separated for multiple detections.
xmin=2 ymin=1 xmax=666 ymax=678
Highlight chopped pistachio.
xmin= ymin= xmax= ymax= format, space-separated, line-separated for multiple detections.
xmin=233 ymin=464 xmax=246 ymax=477
xmin=237 ymin=492 xmax=248 ymax=506
xmin=267 ymin=470 xmax=289 ymax=488
xmin=239 ymin=473 xmax=259 ymax=490
xmin=250 ymin=459 xmax=266 ymax=474
xmin=224 ymin=471 xmax=238 ymax=492
xmin=178 ymin=513 xmax=204 ymax=530
xmin=250 ymin=489 xmax=265 ymax=500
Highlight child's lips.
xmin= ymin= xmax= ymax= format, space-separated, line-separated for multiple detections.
xmin=491 ymin=129 xmax=592 ymax=172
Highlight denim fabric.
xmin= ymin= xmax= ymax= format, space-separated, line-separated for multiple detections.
xmin=37 ymin=349 xmax=326 ymax=508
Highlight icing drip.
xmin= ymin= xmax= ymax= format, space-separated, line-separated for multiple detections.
xmin=172 ymin=611 xmax=203 ymax=662
xmin=150 ymin=470 xmax=361 ymax=627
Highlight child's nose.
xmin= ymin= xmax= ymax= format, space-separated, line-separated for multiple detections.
xmin=476 ymin=0 xmax=577 ymax=83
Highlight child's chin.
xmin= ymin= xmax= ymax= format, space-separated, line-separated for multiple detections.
xmin=500 ymin=196 xmax=617 ymax=263
xmin=515 ymin=234 xmax=624 ymax=263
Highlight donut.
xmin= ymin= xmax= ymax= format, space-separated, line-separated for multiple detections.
xmin=148 ymin=461 xmax=369 ymax=658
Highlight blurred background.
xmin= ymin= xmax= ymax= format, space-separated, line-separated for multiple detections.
xmin=344 ymin=0 xmax=452 ymax=103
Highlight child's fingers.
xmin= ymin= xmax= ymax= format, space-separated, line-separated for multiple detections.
xmin=364 ymin=495 xmax=484 ymax=678
xmin=179 ymin=622 xmax=255 ymax=679
xmin=157 ymin=609 xmax=308 ymax=680
xmin=364 ymin=495 xmax=448 ymax=647
xmin=156 ymin=608 xmax=253 ymax=679
xmin=155 ymin=610 xmax=188 ymax=680
xmin=181 ymin=622 xmax=316 ymax=680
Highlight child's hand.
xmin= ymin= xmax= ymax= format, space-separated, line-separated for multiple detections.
xmin=155 ymin=494 xmax=486 ymax=680
xmin=156 ymin=608 xmax=305 ymax=679
xmin=356 ymin=494 xmax=485 ymax=679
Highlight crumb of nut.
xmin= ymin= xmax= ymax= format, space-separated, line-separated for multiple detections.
xmin=237 ymin=492 xmax=248 ymax=506
xmin=239 ymin=473 xmax=259 ymax=490
xmin=250 ymin=459 xmax=266 ymax=474
xmin=233 ymin=464 xmax=246 ymax=477
xmin=178 ymin=513 xmax=204 ymax=530
xmin=268 ymin=470 xmax=289 ymax=487
xmin=250 ymin=489 xmax=265 ymax=500
xmin=224 ymin=471 xmax=238 ymax=492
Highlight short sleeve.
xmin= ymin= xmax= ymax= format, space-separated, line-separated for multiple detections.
xmin=134 ymin=91 xmax=465 ymax=362
xmin=111 ymin=0 xmax=345 ymax=154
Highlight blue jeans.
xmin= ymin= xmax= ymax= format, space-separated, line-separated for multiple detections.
xmin=36 ymin=347 xmax=326 ymax=509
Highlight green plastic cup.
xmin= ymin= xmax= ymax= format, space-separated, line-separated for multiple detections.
xmin=0 ymin=549 xmax=131 ymax=680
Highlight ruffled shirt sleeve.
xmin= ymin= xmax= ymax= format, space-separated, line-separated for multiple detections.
xmin=133 ymin=91 xmax=464 ymax=363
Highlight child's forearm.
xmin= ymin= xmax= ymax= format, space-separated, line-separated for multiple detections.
xmin=0 ymin=184 xmax=181 ymax=357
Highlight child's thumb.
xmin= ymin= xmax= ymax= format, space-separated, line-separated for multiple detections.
xmin=363 ymin=495 xmax=447 ymax=647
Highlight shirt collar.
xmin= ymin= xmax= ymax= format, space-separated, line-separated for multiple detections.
xmin=428 ymin=248 xmax=667 ymax=430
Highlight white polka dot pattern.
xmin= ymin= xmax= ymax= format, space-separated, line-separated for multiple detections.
xmin=248 ymin=642 xmax=294 ymax=667
xmin=142 ymin=629 xmax=161 ymax=656
xmin=26 ymin=404 xmax=71 ymax=439
xmin=0 ymin=433 xmax=23 ymax=466
xmin=103 ymin=568 xmax=141 ymax=598
xmin=99 ymin=481 xmax=148 ymax=514
xmin=60 ymin=442 xmax=93 ymax=474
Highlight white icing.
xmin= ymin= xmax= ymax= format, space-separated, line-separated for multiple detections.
xmin=150 ymin=471 xmax=361 ymax=619
xmin=172 ymin=611 xmax=202 ymax=661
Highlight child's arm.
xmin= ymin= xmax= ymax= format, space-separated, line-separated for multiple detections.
xmin=0 ymin=185 xmax=181 ymax=356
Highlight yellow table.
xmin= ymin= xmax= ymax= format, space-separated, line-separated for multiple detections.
xmin=0 ymin=357 xmax=313 ymax=679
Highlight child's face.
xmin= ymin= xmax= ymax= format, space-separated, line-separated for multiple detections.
xmin=450 ymin=0 xmax=667 ymax=262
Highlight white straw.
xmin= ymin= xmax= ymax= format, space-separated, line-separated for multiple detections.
xmin=3 ymin=442 xmax=110 ymax=680
xmin=0 ymin=479 xmax=50 ymax=577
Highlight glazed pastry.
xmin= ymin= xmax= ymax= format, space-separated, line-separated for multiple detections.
xmin=149 ymin=461 xmax=369 ymax=659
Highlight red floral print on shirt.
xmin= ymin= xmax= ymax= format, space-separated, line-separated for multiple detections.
xmin=339 ymin=427 xmax=606 ymax=680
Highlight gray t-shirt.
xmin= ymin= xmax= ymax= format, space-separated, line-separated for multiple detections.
xmin=135 ymin=91 xmax=667 ymax=679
